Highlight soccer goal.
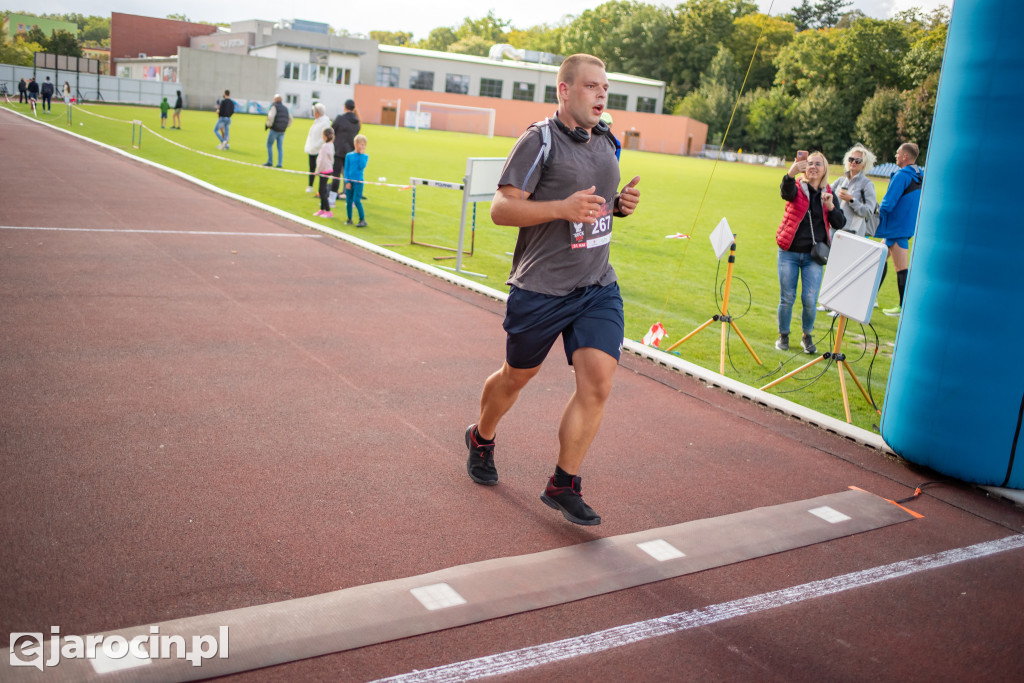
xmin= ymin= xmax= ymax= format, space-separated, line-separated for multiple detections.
xmin=413 ymin=101 xmax=495 ymax=138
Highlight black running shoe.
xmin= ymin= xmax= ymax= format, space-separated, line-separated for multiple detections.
xmin=541 ymin=475 xmax=601 ymax=526
xmin=465 ymin=424 xmax=497 ymax=486
xmin=801 ymin=334 xmax=817 ymax=355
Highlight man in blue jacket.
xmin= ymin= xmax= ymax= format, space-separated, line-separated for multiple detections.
xmin=876 ymin=142 xmax=923 ymax=316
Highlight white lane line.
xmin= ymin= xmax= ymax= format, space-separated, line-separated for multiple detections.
xmin=1 ymin=226 xmax=322 ymax=237
xmin=374 ymin=535 xmax=1024 ymax=683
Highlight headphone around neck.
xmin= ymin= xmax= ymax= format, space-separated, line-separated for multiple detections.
xmin=551 ymin=113 xmax=611 ymax=143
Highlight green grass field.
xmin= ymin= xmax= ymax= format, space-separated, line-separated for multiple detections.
xmin=6 ymin=100 xmax=902 ymax=431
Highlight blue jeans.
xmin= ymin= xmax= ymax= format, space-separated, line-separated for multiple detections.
xmin=215 ymin=117 xmax=231 ymax=144
xmin=777 ymin=248 xmax=823 ymax=336
xmin=266 ymin=129 xmax=285 ymax=166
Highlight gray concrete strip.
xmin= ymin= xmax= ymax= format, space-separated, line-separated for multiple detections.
xmin=14 ymin=489 xmax=917 ymax=681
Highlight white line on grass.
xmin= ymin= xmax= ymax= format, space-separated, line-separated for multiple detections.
xmin=0 ymin=226 xmax=323 ymax=237
xmin=373 ymin=535 xmax=1024 ymax=683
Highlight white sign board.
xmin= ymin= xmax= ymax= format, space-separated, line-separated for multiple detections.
xmin=465 ymin=157 xmax=506 ymax=202
xmin=817 ymin=231 xmax=888 ymax=324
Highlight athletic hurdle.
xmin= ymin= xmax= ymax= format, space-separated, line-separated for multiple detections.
xmin=407 ymin=176 xmax=472 ymax=256
xmin=402 ymin=158 xmax=506 ymax=279
xmin=131 ymin=120 xmax=143 ymax=149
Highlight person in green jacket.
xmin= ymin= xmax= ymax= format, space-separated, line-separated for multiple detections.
xmin=159 ymin=97 xmax=169 ymax=129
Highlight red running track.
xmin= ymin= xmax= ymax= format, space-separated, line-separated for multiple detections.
xmin=1 ymin=108 xmax=1022 ymax=682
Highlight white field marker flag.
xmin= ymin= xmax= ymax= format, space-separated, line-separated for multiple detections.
xmin=643 ymin=322 xmax=667 ymax=348
xmin=665 ymin=232 xmax=690 ymax=239
xmin=710 ymin=217 xmax=734 ymax=260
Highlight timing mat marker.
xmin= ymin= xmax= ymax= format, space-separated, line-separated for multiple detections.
xmin=375 ymin=533 xmax=1024 ymax=682
xmin=15 ymin=488 xmax=922 ymax=681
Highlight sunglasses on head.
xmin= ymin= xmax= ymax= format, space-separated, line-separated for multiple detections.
xmin=848 ymin=156 xmax=863 ymax=164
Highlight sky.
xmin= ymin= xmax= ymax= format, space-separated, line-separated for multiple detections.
xmin=20 ymin=0 xmax=952 ymax=41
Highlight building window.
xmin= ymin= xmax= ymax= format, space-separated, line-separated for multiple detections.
xmin=286 ymin=94 xmax=300 ymax=106
xmin=283 ymin=62 xmax=300 ymax=80
xmin=377 ymin=65 xmax=399 ymax=88
xmin=310 ymin=91 xmax=320 ymax=100
xmin=479 ymin=78 xmax=503 ymax=98
xmin=409 ymin=70 xmax=434 ymax=90
xmin=301 ymin=63 xmax=310 ymax=81
xmin=544 ymin=85 xmax=558 ymax=104
xmin=512 ymin=81 xmax=535 ymax=102
xmin=637 ymin=96 xmax=657 ymax=113
xmin=607 ymin=93 xmax=628 ymax=110
xmin=335 ymin=68 xmax=351 ymax=85
xmin=445 ymin=73 xmax=469 ymax=94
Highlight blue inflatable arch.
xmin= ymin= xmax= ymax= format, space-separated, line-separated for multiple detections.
xmin=882 ymin=0 xmax=1024 ymax=488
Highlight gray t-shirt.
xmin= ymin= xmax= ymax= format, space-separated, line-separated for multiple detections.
xmin=499 ymin=121 xmax=620 ymax=296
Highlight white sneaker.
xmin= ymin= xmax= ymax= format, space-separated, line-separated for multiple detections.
xmin=816 ymin=304 xmax=827 ymax=312
xmin=216 ymin=141 xmax=224 ymax=150
xmin=305 ymin=187 xmax=314 ymax=193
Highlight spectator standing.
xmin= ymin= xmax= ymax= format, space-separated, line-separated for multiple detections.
xmin=26 ymin=78 xmax=38 ymax=111
xmin=40 ymin=77 xmax=54 ymax=111
xmin=876 ymin=142 xmax=924 ymax=316
xmin=264 ymin=94 xmax=292 ymax=168
xmin=303 ymin=102 xmax=332 ymax=193
xmin=330 ymin=99 xmax=361 ymax=200
xmin=62 ymin=81 xmax=71 ymax=107
xmin=831 ymin=144 xmax=878 ymax=238
xmin=343 ymin=134 xmax=368 ymax=227
xmin=159 ymin=97 xmax=169 ymax=128
xmin=775 ymin=151 xmax=846 ymax=354
xmin=18 ymin=78 xmax=27 ymax=103
xmin=313 ymin=128 xmax=335 ymax=218
xmin=215 ymin=90 xmax=234 ymax=150
xmin=172 ymin=90 xmax=182 ymax=129
xmin=464 ymin=54 xmax=641 ymax=527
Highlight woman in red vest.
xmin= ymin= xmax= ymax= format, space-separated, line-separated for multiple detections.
xmin=774 ymin=151 xmax=845 ymax=354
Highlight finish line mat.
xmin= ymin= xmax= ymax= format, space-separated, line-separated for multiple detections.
xmin=16 ymin=488 xmax=920 ymax=681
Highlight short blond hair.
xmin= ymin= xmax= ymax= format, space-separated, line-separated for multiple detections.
xmin=557 ymin=54 xmax=606 ymax=98
xmin=354 ymin=134 xmax=367 ymax=145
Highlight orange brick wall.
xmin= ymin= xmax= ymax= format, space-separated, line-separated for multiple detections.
xmin=353 ymin=84 xmax=708 ymax=156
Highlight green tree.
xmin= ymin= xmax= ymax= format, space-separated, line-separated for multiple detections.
xmin=724 ymin=13 xmax=796 ymax=92
xmin=447 ymin=34 xmax=491 ymax=57
xmin=792 ymin=85 xmax=854 ymax=160
xmin=0 ymin=33 xmax=45 ymax=66
xmin=506 ymin=24 xmax=565 ymax=54
xmin=855 ymin=87 xmax=903 ymax=163
xmin=833 ymin=17 xmax=911 ymax=105
xmin=370 ymin=30 xmax=413 ymax=46
xmin=456 ymin=11 xmax=510 ymax=42
xmin=773 ymin=28 xmax=842 ymax=96
xmin=746 ymin=86 xmax=797 ymax=154
xmin=80 ymin=16 xmax=110 ymax=45
xmin=45 ymin=29 xmax=83 ymax=57
xmin=419 ymin=27 xmax=457 ymax=52
xmin=166 ymin=13 xmax=190 ymax=22
xmin=815 ymin=0 xmax=854 ymax=28
xmin=897 ymin=71 xmax=938 ymax=162
xmin=901 ymin=20 xmax=946 ymax=86
xmin=671 ymin=0 xmax=757 ymax=94
xmin=676 ymin=80 xmax=737 ymax=146
xmin=785 ymin=0 xmax=817 ymax=31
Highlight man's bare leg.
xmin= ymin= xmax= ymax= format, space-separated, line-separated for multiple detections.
xmin=557 ymin=347 xmax=618 ymax=474
xmin=476 ymin=362 xmax=542 ymax=440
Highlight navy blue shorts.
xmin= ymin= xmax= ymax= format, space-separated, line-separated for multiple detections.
xmin=884 ymin=237 xmax=910 ymax=249
xmin=503 ymin=282 xmax=624 ymax=369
